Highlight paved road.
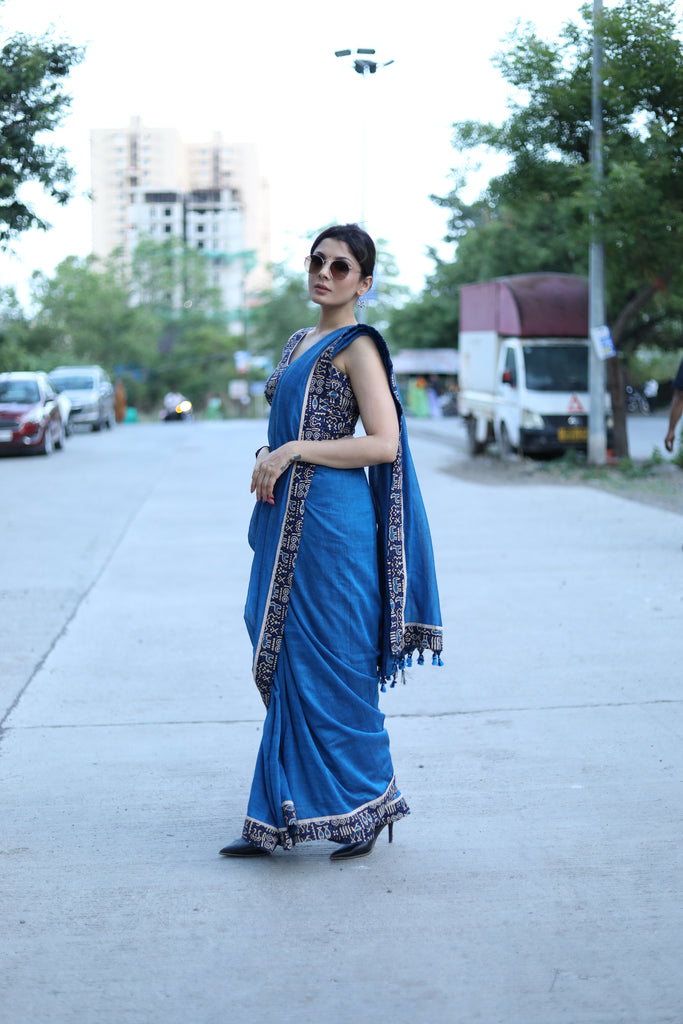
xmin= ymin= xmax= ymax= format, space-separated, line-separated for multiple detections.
xmin=625 ymin=410 xmax=678 ymax=460
xmin=1 ymin=419 xmax=681 ymax=1024
xmin=419 ymin=410 xmax=677 ymax=463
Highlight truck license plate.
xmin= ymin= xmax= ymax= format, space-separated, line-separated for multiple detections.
xmin=558 ymin=427 xmax=588 ymax=442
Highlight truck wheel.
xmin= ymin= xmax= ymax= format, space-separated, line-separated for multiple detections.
xmin=466 ymin=418 xmax=484 ymax=456
xmin=498 ymin=422 xmax=514 ymax=460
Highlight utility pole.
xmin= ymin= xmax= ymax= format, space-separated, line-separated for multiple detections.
xmin=588 ymin=0 xmax=608 ymax=464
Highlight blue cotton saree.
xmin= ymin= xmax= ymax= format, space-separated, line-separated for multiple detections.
xmin=241 ymin=324 xmax=442 ymax=851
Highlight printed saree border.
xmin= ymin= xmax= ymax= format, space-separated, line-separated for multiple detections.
xmin=242 ymin=774 xmax=410 ymax=852
xmin=251 ymin=458 xmax=315 ymax=707
xmin=402 ymin=622 xmax=444 ymax=656
xmin=385 ymin=433 xmax=407 ymax=658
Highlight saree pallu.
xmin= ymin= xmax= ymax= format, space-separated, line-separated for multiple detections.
xmin=241 ymin=325 xmax=442 ymax=851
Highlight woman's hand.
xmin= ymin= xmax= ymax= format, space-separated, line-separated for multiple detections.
xmin=251 ymin=442 xmax=301 ymax=504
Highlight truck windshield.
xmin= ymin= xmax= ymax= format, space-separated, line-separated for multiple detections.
xmin=522 ymin=345 xmax=588 ymax=392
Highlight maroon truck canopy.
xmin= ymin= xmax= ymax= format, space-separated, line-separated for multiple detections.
xmin=459 ymin=273 xmax=589 ymax=338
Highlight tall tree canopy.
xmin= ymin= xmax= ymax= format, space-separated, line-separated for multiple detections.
xmin=0 ymin=242 xmax=243 ymax=410
xmin=0 ymin=2 xmax=84 ymax=245
xmin=442 ymin=0 xmax=683 ymax=343
xmin=29 ymin=255 xmax=158 ymax=369
xmin=420 ymin=0 xmax=683 ymax=454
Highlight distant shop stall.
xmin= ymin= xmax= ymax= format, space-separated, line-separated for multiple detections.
xmin=391 ymin=348 xmax=460 ymax=417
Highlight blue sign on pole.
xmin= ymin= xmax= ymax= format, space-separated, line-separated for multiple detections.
xmin=590 ymin=325 xmax=617 ymax=361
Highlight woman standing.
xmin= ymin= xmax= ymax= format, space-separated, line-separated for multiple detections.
xmin=220 ymin=224 xmax=442 ymax=861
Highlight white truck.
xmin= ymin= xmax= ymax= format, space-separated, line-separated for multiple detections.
xmin=458 ymin=273 xmax=610 ymax=457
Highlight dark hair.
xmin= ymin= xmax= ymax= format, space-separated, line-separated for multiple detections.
xmin=310 ymin=223 xmax=375 ymax=279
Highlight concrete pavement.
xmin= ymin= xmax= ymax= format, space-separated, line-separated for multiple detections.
xmin=1 ymin=418 xmax=681 ymax=1024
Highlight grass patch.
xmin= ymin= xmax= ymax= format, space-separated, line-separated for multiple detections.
xmin=537 ymin=446 xmax=677 ymax=483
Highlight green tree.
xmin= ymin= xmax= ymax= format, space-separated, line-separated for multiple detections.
xmin=0 ymin=284 xmax=35 ymax=370
xmin=434 ymin=171 xmax=588 ymax=283
xmin=0 ymin=5 xmax=84 ymax=245
xmin=126 ymin=237 xmax=225 ymax=320
xmin=435 ymin=0 xmax=683 ymax=455
xmin=1 ymin=237 xmax=240 ymax=410
xmin=248 ymin=261 xmax=312 ymax=357
xmin=364 ymin=239 xmax=410 ymax=334
xmin=387 ymin=254 xmax=460 ymax=352
xmin=387 ymin=182 xmax=587 ymax=351
xmin=30 ymin=255 xmax=159 ymax=371
xmin=123 ymin=238 xmax=242 ymax=408
xmin=153 ymin=319 xmax=242 ymax=407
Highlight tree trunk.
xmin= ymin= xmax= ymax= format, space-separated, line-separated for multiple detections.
xmin=606 ymin=356 xmax=628 ymax=457
xmin=610 ymin=272 xmax=673 ymax=346
xmin=607 ymin=271 xmax=673 ymax=459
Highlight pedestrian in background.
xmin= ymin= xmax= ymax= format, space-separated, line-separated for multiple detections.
xmin=664 ymin=358 xmax=683 ymax=452
xmin=114 ymin=380 xmax=127 ymax=423
xmin=219 ymin=223 xmax=442 ymax=861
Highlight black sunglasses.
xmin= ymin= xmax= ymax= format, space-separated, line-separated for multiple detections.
xmin=304 ymin=253 xmax=359 ymax=280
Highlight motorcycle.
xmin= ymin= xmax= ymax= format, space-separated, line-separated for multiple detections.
xmin=625 ymin=386 xmax=650 ymax=415
xmin=160 ymin=392 xmax=193 ymax=421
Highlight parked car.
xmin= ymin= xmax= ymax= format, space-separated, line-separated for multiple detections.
xmin=48 ymin=365 xmax=115 ymax=432
xmin=0 ymin=371 xmax=66 ymax=455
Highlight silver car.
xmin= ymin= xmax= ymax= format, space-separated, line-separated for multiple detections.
xmin=48 ymin=365 xmax=115 ymax=432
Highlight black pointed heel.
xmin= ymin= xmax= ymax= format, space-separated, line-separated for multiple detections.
xmin=219 ymin=838 xmax=270 ymax=858
xmin=329 ymin=821 xmax=393 ymax=861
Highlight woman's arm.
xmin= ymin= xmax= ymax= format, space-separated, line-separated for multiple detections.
xmin=251 ymin=335 xmax=399 ymax=503
xmin=665 ymin=389 xmax=683 ymax=452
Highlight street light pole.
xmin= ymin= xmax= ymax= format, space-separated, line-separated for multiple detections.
xmin=588 ymin=0 xmax=607 ymax=464
xmin=334 ymin=48 xmax=394 ymax=227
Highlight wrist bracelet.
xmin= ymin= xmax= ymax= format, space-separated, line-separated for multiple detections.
xmin=255 ymin=445 xmax=270 ymax=459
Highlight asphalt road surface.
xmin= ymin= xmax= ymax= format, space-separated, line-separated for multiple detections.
xmin=1 ymin=418 xmax=681 ymax=1024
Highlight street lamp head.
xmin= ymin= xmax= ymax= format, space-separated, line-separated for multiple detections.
xmin=354 ymin=59 xmax=377 ymax=74
xmin=336 ymin=48 xmax=394 ymax=75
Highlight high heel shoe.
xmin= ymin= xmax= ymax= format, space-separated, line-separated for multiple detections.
xmin=329 ymin=821 xmax=393 ymax=861
xmin=219 ymin=838 xmax=270 ymax=858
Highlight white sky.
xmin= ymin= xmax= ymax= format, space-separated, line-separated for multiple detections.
xmin=0 ymin=0 xmax=622 ymax=303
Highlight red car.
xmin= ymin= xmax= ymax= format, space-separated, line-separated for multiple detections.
xmin=0 ymin=371 xmax=67 ymax=455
